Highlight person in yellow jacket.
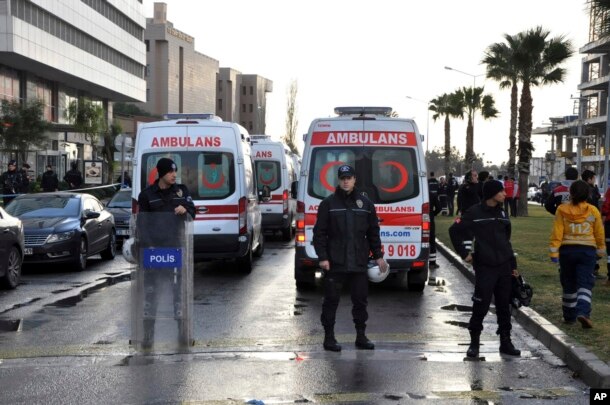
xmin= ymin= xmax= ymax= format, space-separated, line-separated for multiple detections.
xmin=549 ymin=180 xmax=606 ymax=329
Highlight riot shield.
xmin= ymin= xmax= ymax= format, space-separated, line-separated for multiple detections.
xmin=130 ymin=212 xmax=193 ymax=353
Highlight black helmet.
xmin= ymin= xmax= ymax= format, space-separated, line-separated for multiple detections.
xmin=511 ymin=275 xmax=533 ymax=309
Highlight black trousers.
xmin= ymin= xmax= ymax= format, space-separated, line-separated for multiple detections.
xmin=447 ymin=194 xmax=455 ymax=216
xmin=468 ymin=261 xmax=512 ymax=333
xmin=429 ymin=215 xmax=437 ymax=263
xmin=321 ymin=272 xmax=368 ymax=329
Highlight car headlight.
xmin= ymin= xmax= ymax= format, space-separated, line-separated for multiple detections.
xmin=46 ymin=230 xmax=76 ymax=244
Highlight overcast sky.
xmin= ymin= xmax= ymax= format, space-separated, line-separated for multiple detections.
xmin=143 ymin=0 xmax=590 ymax=164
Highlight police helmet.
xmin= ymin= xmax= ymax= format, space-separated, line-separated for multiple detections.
xmin=511 ymin=274 xmax=533 ymax=309
xmin=122 ymin=238 xmax=137 ymax=264
xmin=367 ymin=260 xmax=390 ymax=283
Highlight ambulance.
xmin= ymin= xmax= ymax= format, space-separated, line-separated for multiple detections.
xmin=131 ymin=114 xmax=265 ymax=273
xmin=294 ymin=107 xmax=430 ymax=291
xmin=250 ymin=136 xmax=298 ymax=241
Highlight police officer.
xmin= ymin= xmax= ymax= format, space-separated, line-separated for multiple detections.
xmin=446 ymin=173 xmax=458 ymax=216
xmin=544 ymin=167 xmax=579 ymax=215
xmin=1 ymin=160 xmax=25 ymax=206
xmin=137 ymin=157 xmax=195 ymax=349
xmin=457 ymin=169 xmax=480 ymax=215
xmin=313 ymin=164 xmax=387 ymax=352
xmin=449 ymin=180 xmax=521 ymax=358
xmin=64 ymin=161 xmax=83 ymax=190
xmin=41 ymin=165 xmax=59 ymax=192
xmin=428 ymin=172 xmax=442 ymax=269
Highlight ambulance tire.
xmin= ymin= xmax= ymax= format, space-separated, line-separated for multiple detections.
xmin=407 ymin=268 xmax=428 ymax=292
xmin=295 ymin=265 xmax=315 ymax=291
xmin=237 ymin=246 xmax=253 ymax=274
xmin=253 ymin=232 xmax=265 ymax=258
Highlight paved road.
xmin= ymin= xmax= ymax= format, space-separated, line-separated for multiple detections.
xmin=0 ymin=235 xmax=590 ymax=404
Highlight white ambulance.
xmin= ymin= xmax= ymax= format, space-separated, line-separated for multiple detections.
xmin=250 ymin=136 xmax=298 ymax=241
xmin=131 ymin=114 xmax=265 ymax=273
xmin=294 ymin=107 xmax=430 ymax=291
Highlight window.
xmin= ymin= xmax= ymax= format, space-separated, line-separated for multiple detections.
xmin=249 ymin=86 xmax=253 ymax=95
xmin=242 ymin=104 xmax=246 ymax=113
xmin=249 ymin=121 xmax=253 ymax=131
xmin=145 ymin=40 xmax=150 ymax=52
xmin=255 ymin=160 xmax=281 ymax=192
xmin=218 ymin=80 xmax=222 ymax=92
xmin=249 ymin=104 xmax=253 ymax=113
xmin=242 ymin=86 xmax=246 ymax=95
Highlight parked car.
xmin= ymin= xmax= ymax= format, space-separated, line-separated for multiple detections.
xmin=527 ymin=186 xmax=538 ymax=200
xmin=106 ymin=188 xmax=131 ymax=246
xmin=5 ymin=192 xmax=116 ymax=271
xmin=0 ymin=206 xmax=24 ymax=288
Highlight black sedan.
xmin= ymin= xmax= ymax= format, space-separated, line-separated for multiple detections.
xmin=0 ymin=206 xmax=24 ymax=288
xmin=5 ymin=192 xmax=116 ymax=271
xmin=106 ymin=188 xmax=131 ymax=245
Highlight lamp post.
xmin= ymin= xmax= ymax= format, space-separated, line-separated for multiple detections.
xmin=405 ymin=96 xmax=431 ymax=152
xmin=444 ymin=66 xmax=485 ymax=88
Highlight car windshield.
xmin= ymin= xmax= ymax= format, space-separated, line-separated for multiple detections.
xmin=107 ymin=190 xmax=132 ymax=208
xmin=5 ymin=196 xmax=80 ymax=218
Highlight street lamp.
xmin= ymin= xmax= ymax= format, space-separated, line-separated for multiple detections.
xmin=444 ymin=66 xmax=485 ymax=88
xmin=406 ymin=96 xmax=431 ymax=152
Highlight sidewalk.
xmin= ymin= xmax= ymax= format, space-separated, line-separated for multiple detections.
xmin=436 ymin=239 xmax=610 ymax=388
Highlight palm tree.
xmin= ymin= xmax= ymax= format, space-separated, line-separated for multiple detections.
xmin=429 ymin=92 xmax=464 ymax=175
xmin=455 ymin=86 xmax=499 ymax=165
xmin=513 ymin=26 xmax=573 ymax=216
xmin=482 ymin=35 xmax=521 ymax=177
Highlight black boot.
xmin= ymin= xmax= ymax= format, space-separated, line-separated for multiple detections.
xmin=499 ymin=331 xmax=521 ymax=356
xmin=466 ymin=330 xmax=480 ymax=358
xmin=355 ymin=326 xmax=375 ymax=350
xmin=323 ymin=328 xmax=341 ymax=352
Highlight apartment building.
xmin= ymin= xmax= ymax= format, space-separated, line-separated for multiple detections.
xmin=0 ymin=0 xmax=146 ymax=178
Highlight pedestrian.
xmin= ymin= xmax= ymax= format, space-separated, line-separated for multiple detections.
xmin=137 ymin=157 xmax=195 ymax=349
xmin=63 ymin=161 xmax=83 ymax=190
xmin=549 ymin=180 xmax=605 ymax=329
xmin=545 ymin=167 xmax=579 ymax=215
xmin=1 ymin=160 xmax=26 ymax=206
xmin=503 ymin=176 xmax=515 ymax=217
xmin=438 ymin=176 xmax=448 ymax=216
xmin=446 ymin=172 xmax=458 ymax=216
xmin=428 ymin=172 xmax=442 ymax=269
xmin=456 ymin=169 xmax=479 ymax=215
xmin=18 ymin=162 xmax=30 ymax=193
xmin=601 ymin=186 xmax=610 ymax=285
xmin=313 ymin=164 xmax=387 ymax=352
xmin=476 ymin=170 xmax=490 ymax=201
xmin=511 ymin=178 xmax=519 ymax=217
xmin=449 ymin=179 xmax=521 ymax=358
xmin=581 ymin=169 xmax=601 ymax=209
xmin=41 ymin=165 xmax=59 ymax=192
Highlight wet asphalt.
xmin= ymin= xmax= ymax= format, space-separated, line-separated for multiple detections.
xmin=0 ymin=234 xmax=591 ymax=404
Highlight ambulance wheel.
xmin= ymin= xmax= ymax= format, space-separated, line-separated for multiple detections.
xmin=407 ymin=268 xmax=428 ymax=292
xmin=281 ymin=224 xmax=294 ymax=241
xmin=253 ymin=232 xmax=264 ymax=258
xmin=237 ymin=247 xmax=253 ymax=273
xmin=295 ymin=265 xmax=315 ymax=291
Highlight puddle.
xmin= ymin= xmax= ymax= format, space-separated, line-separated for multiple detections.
xmin=441 ymin=304 xmax=472 ymax=312
xmin=0 ymin=319 xmax=21 ymax=332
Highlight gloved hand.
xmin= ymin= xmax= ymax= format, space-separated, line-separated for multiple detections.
xmin=550 ymin=257 xmax=558 ymax=263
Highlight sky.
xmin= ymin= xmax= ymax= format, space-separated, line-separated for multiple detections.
xmin=142 ymin=0 xmax=590 ymax=164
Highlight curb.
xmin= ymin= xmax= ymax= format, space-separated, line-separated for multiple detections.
xmin=436 ymin=239 xmax=610 ymax=388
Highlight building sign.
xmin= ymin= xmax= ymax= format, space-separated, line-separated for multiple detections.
xmin=167 ymin=27 xmax=193 ymax=43
xmin=84 ymin=160 xmax=103 ymax=185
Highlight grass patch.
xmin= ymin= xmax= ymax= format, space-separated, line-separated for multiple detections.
xmin=435 ymin=204 xmax=610 ymax=362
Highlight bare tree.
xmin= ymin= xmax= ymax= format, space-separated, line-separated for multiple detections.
xmin=283 ymin=79 xmax=300 ymax=156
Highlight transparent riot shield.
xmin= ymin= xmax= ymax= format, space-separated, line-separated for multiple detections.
xmin=130 ymin=212 xmax=193 ymax=353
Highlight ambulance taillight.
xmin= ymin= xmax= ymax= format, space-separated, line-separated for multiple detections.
xmin=132 ymin=198 xmax=139 ymax=214
xmin=282 ymin=189 xmax=289 ymax=214
xmin=238 ymin=196 xmax=247 ymax=235
xmin=296 ymin=201 xmax=306 ymax=245
xmin=421 ymin=202 xmax=430 ymax=244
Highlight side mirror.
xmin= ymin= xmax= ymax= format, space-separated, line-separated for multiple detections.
xmin=258 ymin=185 xmax=271 ymax=202
xmin=290 ymin=180 xmax=298 ymax=199
xmin=84 ymin=210 xmax=101 ymax=219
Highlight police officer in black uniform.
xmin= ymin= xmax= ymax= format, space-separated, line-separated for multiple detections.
xmin=449 ymin=179 xmax=521 ymax=358
xmin=1 ymin=160 xmax=25 ymax=206
xmin=137 ymin=157 xmax=195 ymax=349
xmin=457 ymin=169 xmax=480 ymax=215
xmin=446 ymin=173 xmax=458 ymax=216
xmin=428 ymin=172 xmax=442 ymax=269
xmin=313 ymin=164 xmax=387 ymax=352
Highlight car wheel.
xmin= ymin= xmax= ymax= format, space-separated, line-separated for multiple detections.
xmin=237 ymin=246 xmax=253 ymax=274
xmin=281 ymin=223 xmax=294 ymax=241
xmin=100 ymin=231 xmax=116 ymax=260
xmin=1 ymin=246 xmax=22 ymax=289
xmin=73 ymin=237 xmax=88 ymax=272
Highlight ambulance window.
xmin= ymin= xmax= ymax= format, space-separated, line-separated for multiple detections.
xmin=255 ymin=161 xmax=281 ymax=192
xmin=371 ymin=148 xmax=419 ymax=203
xmin=197 ymin=152 xmax=235 ymax=199
xmin=308 ymin=148 xmax=356 ymax=199
xmin=141 ymin=153 xmax=184 ymax=187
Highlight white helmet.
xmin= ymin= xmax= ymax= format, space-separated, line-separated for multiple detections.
xmin=367 ymin=260 xmax=390 ymax=283
xmin=122 ymin=238 xmax=137 ymax=264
